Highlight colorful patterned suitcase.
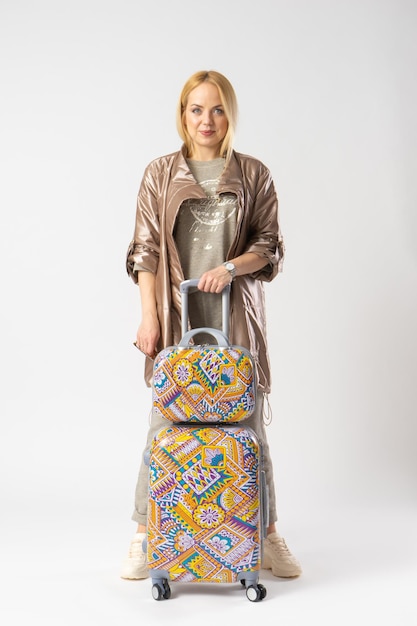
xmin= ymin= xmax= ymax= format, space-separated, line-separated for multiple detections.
xmin=147 ymin=280 xmax=267 ymax=602
xmin=147 ymin=424 xmax=267 ymax=601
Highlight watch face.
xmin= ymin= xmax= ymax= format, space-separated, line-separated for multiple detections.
xmin=224 ymin=262 xmax=236 ymax=277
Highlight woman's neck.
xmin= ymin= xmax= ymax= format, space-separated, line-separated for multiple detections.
xmin=189 ymin=146 xmax=222 ymax=161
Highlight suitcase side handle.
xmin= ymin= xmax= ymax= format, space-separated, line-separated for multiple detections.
xmin=178 ymin=328 xmax=230 ymax=347
xmin=180 ymin=279 xmax=231 ymax=338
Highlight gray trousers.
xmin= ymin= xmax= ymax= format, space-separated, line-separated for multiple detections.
xmin=132 ymin=390 xmax=278 ymax=526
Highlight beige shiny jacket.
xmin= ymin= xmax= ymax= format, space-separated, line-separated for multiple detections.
xmin=126 ymin=146 xmax=285 ymax=391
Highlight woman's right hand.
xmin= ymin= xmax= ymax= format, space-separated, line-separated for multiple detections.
xmin=135 ymin=313 xmax=160 ymax=359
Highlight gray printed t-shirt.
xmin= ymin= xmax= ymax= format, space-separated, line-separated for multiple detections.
xmin=174 ymin=158 xmax=237 ymax=338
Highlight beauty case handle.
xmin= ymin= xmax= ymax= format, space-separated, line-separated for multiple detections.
xmin=178 ymin=327 xmax=230 ymax=348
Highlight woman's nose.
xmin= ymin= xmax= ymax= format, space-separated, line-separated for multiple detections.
xmin=202 ymin=111 xmax=213 ymax=125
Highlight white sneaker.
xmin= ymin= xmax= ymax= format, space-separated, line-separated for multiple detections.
xmin=262 ymin=532 xmax=302 ymax=578
xmin=120 ymin=533 xmax=149 ymax=580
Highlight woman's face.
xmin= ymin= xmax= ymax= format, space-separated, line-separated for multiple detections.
xmin=184 ymin=82 xmax=228 ymax=160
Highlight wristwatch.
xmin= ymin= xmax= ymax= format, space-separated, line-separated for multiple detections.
xmin=223 ymin=261 xmax=236 ymax=280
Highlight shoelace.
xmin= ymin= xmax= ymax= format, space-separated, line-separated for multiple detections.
xmin=268 ymin=536 xmax=291 ymax=555
xmin=129 ymin=539 xmax=146 ymax=559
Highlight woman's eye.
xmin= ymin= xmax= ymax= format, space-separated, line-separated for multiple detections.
xmin=191 ymin=107 xmax=201 ymax=114
xmin=214 ymin=108 xmax=224 ymax=115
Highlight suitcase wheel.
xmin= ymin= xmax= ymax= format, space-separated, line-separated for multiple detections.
xmin=152 ymin=579 xmax=171 ymax=601
xmin=246 ymin=583 xmax=267 ymax=602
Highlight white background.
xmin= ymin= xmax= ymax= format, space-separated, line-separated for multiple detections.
xmin=1 ymin=0 xmax=416 ymax=624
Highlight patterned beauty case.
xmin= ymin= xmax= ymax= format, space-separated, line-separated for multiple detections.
xmin=152 ymin=327 xmax=256 ymax=424
xmin=147 ymin=424 xmax=264 ymax=584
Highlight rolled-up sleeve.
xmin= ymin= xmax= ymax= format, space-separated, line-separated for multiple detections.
xmin=245 ymin=163 xmax=285 ymax=282
xmin=126 ymin=162 xmax=161 ymax=284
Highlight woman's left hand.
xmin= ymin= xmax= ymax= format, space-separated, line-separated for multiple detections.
xmin=198 ymin=265 xmax=232 ymax=293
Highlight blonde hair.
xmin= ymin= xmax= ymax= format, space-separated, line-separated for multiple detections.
xmin=176 ymin=70 xmax=238 ymax=162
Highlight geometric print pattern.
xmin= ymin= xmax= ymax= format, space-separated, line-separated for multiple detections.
xmin=147 ymin=425 xmax=262 ymax=583
xmin=152 ymin=345 xmax=256 ymax=423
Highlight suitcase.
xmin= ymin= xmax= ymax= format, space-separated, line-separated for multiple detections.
xmin=147 ymin=280 xmax=267 ymax=602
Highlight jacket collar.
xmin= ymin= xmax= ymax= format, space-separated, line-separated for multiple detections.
xmin=169 ymin=145 xmax=244 ymax=205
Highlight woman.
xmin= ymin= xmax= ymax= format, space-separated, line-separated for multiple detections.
xmin=121 ymin=70 xmax=301 ymax=579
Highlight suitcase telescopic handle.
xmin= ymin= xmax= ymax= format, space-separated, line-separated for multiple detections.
xmin=180 ymin=279 xmax=231 ymax=338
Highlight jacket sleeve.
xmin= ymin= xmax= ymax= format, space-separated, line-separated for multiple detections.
xmin=126 ymin=161 xmax=161 ymax=284
xmin=244 ymin=161 xmax=285 ymax=282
